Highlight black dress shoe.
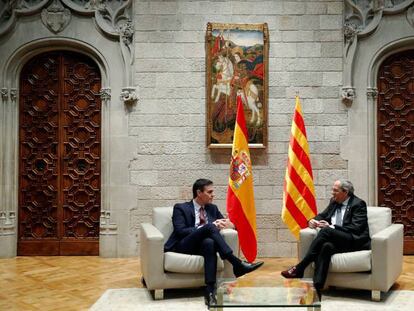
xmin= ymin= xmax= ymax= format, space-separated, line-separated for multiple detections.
xmin=204 ymin=292 xmax=217 ymax=307
xmin=233 ymin=260 xmax=264 ymax=277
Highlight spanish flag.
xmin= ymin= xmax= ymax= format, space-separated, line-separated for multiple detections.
xmin=226 ymin=96 xmax=257 ymax=262
xmin=282 ymin=96 xmax=317 ymax=238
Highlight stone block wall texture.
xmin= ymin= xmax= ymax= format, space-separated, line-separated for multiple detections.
xmin=131 ymin=0 xmax=345 ymax=257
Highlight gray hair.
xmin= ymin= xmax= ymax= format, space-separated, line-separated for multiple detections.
xmin=338 ymin=180 xmax=354 ymax=195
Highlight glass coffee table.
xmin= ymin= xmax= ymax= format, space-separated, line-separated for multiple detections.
xmin=210 ymin=277 xmax=321 ymax=310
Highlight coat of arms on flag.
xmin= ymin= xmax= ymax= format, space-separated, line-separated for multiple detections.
xmin=230 ymin=149 xmax=251 ymax=189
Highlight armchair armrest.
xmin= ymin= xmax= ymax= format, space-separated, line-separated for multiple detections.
xmin=221 ymin=228 xmax=239 ymax=278
xmin=221 ymin=228 xmax=239 ymax=253
xmin=140 ymin=223 xmax=165 ymax=289
xmin=299 ymin=227 xmax=317 ymax=278
xmin=299 ymin=228 xmax=317 ymax=260
xmin=371 ymin=224 xmax=404 ymax=292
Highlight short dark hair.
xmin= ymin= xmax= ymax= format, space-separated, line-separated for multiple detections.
xmin=192 ymin=179 xmax=213 ymax=198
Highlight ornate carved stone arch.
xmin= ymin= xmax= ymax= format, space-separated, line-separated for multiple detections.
xmin=364 ymin=39 xmax=414 ymax=204
xmin=0 ymin=1 xmax=140 ymax=258
xmin=368 ymin=43 xmax=414 ymax=253
xmin=368 ymin=39 xmax=414 ymax=87
xmin=3 ymin=38 xmax=110 ymax=87
xmin=342 ymin=1 xmax=414 ymax=204
xmin=0 ymin=38 xmax=117 ymax=257
xmin=0 ymin=0 xmax=136 ymax=104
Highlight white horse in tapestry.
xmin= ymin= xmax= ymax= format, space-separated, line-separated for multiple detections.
xmin=237 ymin=80 xmax=262 ymax=126
xmin=211 ymin=55 xmax=234 ymax=103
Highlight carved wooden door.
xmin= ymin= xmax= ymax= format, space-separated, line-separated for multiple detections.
xmin=377 ymin=50 xmax=414 ymax=254
xmin=18 ymin=51 xmax=101 ymax=255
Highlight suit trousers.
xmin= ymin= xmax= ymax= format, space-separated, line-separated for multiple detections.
xmin=297 ymin=227 xmax=354 ymax=289
xmin=174 ymin=224 xmax=233 ymax=285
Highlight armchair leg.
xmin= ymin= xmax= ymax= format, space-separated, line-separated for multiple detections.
xmin=154 ymin=289 xmax=164 ymax=300
xmin=371 ymin=290 xmax=381 ymax=301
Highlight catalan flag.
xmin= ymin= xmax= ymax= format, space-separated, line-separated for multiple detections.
xmin=282 ymin=96 xmax=317 ymax=239
xmin=226 ymin=96 xmax=257 ymax=262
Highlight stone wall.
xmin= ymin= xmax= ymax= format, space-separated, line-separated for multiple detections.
xmin=131 ymin=0 xmax=345 ymax=257
xmin=2 ymin=0 xmax=411 ymax=258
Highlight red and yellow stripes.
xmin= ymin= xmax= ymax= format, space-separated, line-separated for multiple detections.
xmin=282 ymin=96 xmax=317 ymax=239
xmin=226 ymin=96 xmax=257 ymax=262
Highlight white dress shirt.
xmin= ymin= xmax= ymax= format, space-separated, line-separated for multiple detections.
xmin=331 ymin=197 xmax=350 ymax=227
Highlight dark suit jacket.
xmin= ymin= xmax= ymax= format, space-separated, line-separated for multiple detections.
xmin=314 ymin=194 xmax=371 ymax=249
xmin=164 ymin=201 xmax=224 ymax=252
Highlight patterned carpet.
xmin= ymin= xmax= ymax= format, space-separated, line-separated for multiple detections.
xmin=90 ymin=287 xmax=414 ymax=310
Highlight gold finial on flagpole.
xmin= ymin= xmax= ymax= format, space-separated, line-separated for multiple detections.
xmin=295 ymin=90 xmax=299 ymax=98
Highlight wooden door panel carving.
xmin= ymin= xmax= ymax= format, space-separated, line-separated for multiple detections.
xmin=377 ymin=50 xmax=414 ymax=254
xmin=61 ymin=54 xmax=101 ymax=246
xmin=18 ymin=52 xmax=101 ymax=255
xmin=19 ymin=53 xmax=60 ymax=255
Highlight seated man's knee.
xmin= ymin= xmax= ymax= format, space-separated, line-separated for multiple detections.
xmin=320 ymin=242 xmax=335 ymax=254
xmin=318 ymin=227 xmax=334 ymax=237
xmin=201 ymin=238 xmax=216 ymax=253
xmin=204 ymin=223 xmax=220 ymax=234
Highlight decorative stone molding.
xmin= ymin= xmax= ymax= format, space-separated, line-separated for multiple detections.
xmin=1 ymin=1 xmax=133 ymax=39
xmin=1 ymin=88 xmax=8 ymax=101
xmin=119 ymin=21 xmax=134 ymax=46
xmin=0 ymin=0 xmax=134 ymax=90
xmin=343 ymin=0 xmax=414 ymax=106
xmin=407 ymin=5 xmax=414 ymax=27
xmin=342 ymin=87 xmax=355 ymax=107
xmin=100 ymin=211 xmax=118 ymax=232
xmin=99 ymin=211 xmax=118 ymax=257
xmin=9 ymin=88 xmax=17 ymax=102
xmin=62 ymin=0 xmax=102 ymax=12
xmin=0 ymin=211 xmax=16 ymax=232
xmin=367 ymin=87 xmax=379 ymax=100
xmin=344 ymin=22 xmax=357 ymax=45
xmin=41 ymin=0 xmax=71 ymax=34
xmin=100 ymin=87 xmax=111 ymax=101
xmin=120 ymin=87 xmax=138 ymax=106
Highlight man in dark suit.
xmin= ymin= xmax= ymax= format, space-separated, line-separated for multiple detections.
xmin=164 ymin=179 xmax=264 ymax=306
xmin=281 ymin=180 xmax=370 ymax=297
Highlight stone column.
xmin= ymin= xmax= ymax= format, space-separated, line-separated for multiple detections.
xmin=99 ymin=87 xmax=118 ymax=257
xmin=0 ymin=88 xmax=18 ymax=257
xmin=367 ymin=87 xmax=379 ymax=205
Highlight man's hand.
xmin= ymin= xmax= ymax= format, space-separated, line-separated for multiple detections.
xmin=308 ymin=219 xmax=319 ymax=229
xmin=213 ymin=218 xmax=234 ymax=230
xmin=317 ymin=220 xmax=330 ymax=228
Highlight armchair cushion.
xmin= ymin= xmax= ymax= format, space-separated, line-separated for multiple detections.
xmin=327 ymin=250 xmax=371 ymax=272
xmin=164 ymin=252 xmax=224 ymax=273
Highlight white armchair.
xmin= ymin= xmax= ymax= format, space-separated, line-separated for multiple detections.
xmin=299 ymin=206 xmax=403 ymax=301
xmin=140 ymin=207 xmax=239 ymax=299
